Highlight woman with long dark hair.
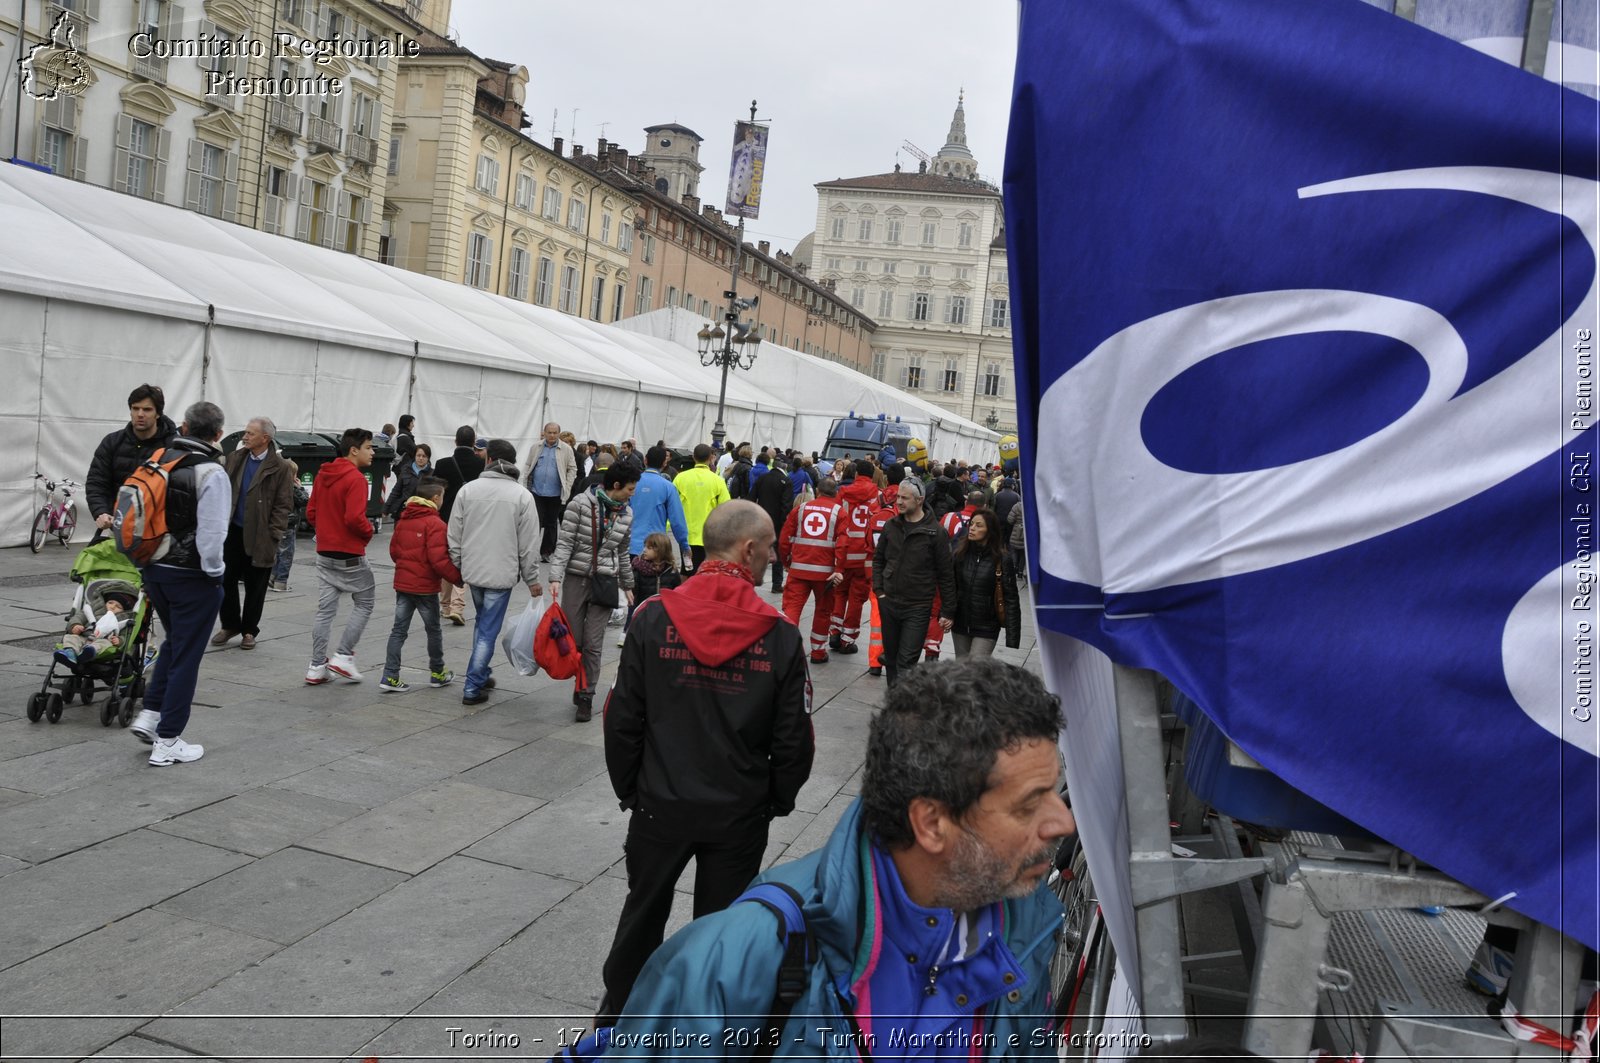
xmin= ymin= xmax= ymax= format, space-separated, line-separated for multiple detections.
xmin=951 ymin=508 xmax=1020 ymax=657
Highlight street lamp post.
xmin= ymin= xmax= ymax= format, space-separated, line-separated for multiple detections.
xmin=698 ymin=99 xmax=763 ymax=452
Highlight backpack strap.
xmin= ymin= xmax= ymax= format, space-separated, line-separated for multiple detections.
xmin=736 ymin=882 xmax=814 ymax=1061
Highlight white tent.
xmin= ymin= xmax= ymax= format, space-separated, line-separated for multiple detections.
xmin=614 ymin=306 xmax=1001 ymax=465
xmin=0 ymin=163 xmax=809 ymax=545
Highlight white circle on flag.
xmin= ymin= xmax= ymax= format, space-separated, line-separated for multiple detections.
xmin=1503 ymin=562 xmax=1599 ymax=758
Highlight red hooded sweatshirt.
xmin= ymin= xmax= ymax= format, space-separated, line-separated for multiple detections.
xmin=305 ymin=457 xmax=375 ymax=556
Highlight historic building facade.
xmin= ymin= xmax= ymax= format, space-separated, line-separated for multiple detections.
xmin=807 ymin=96 xmax=1015 ymax=433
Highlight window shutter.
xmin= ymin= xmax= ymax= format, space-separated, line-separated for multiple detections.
xmin=898 ymin=366 xmax=908 ymax=387
xmin=326 ymin=191 xmax=346 ymax=249
xmin=185 ymin=138 xmax=204 ymax=173
xmin=183 ymin=163 xmax=202 ymax=211
xmin=71 ymin=136 xmax=88 ymax=180
xmin=294 ymin=178 xmax=312 ymax=241
xmin=317 ymin=2 xmax=331 ymax=38
xmin=151 ymin=127 xmax=171 ymax=201
xmin=111 ymin=114 xmax=132 ymax=193
xmin=163 ymin=3 xmax=185 ymax=37
xmin=196 ymin=20 xmax=213 ymax=66
xmin=284 ymin=171 xmax=300 ymax=202
xmin=359 ymin=196 xmax=371 ymax=225
xmin=955 ymin=371 xmax=963 ymax=393
xmin=84 ymin=0 xmax=100 ymax=19
xmin=221 ymin=152 xmax=239 ymax=221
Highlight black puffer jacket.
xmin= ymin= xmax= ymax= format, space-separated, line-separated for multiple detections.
xmin=85 ymin=415 xmax=179 ymax=519
xmin=953 ymin=547 xmax=1021 ymax=647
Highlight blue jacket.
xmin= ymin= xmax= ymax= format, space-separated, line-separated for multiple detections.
xmin=790 ymin=468 xmax=811 ymax=498
xmin=748 ymin=460 xmax=770 ymax=495
xmin=613 ymin=799 xmax=1065 ymax=1059
xmin=627 ymin=468 xmax=690 ymax=559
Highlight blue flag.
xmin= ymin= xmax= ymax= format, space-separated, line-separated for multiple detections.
xmin=1007 ymin=0 xmax=1599 ymax=949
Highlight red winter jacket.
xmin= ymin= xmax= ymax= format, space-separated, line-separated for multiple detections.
xmin=834 ymin=477 xmax=882 ymax=570
xmin=389 ymin=500 xmax=462 ymax=594
xmin=304 ymin=457 xmax=374 ymax=556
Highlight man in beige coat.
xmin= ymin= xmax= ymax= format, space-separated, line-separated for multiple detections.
xmin=214 ymin=417 xmax=296 ymax=650
xmin=527 ymin=421 xmax=578 ymax=562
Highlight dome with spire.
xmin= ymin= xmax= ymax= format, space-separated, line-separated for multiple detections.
xmin=933 ymin=90 xmax=978 ymax=179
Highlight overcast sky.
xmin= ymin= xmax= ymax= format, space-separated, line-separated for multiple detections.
xmin=449 ymin=1 xmax=1020 ymax=255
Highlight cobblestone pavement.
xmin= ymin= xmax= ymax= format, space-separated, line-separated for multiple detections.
xmin=0 ymin=537 xmax=1040 ymax=1061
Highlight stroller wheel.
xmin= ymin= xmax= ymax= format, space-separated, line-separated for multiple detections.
xmin=101 ymin=696 xmax=119 ymax=727
xmin=26 ymin=692 xmax=45 ymax=723
xmin=118 ymin=698 xmax=137 ymax=728
xmin=79 ymin=681 xmax=94 ymax=705
xmin=45 ymin=692 xmax=64 ymax=724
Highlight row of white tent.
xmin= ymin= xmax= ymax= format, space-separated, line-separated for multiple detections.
xmin=0 ymin=162 xmax=999 ymax=546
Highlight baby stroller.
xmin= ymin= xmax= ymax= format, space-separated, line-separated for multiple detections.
xmin=26 ymin=541 xmax=156 ymax=727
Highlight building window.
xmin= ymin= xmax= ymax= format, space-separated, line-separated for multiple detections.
xmin=125 ymin=118 xmax=157 ymax=199
xmin=878 ymin=289 xmax=894 ymax=318
xmin=829 ymin=216 xmax=846 ymax=240
xmin=378 ymin=217 xmax=394 ymax=264
xmin=634 ymin=275 xmax=653 ymax=314
xmin=885 ymin=218 xmax=902 ymax=245
xmin=559 ymin=265 xmax=579 ymax=312
xmin=474 ymin=154 xmax=498 ymax=194
xmin=956 ymin=266 xmax=970 ymax=281
xmin=988 ymin=297 xmax=1009 ymax=329
xmin=666 ymin=285 xmax=678 ymax=307
xmin=387 ymin=136 xmax=400 ymax=176
xmin=534 ymin=256 xmax=555 ymax=305
xmin=341 ymin=192 xmax=365 ymax=253
xmin=904 ymin=355 xmax=923 ymax=390
xmin=600 ymin=213 xmax=612 ymax=244
xmin=303 ymin=179 xmax=330 ymax=245
xmin=683 ymin=291 xmax=695 ymax=310
xmin=958 ymin=222 xmax=973 ymax=247
xmin=514 ymin=173 xmax=535 ymax=211
xmin=995 ymin=268 xmax=1009 ymax=286
xmin=541 ymin=185 xmax=561 ymax=220
xmin=508 ymin=247 xmax=531 ymax=300
xmin=870 ymin=350 xmax=885 ymax=380
xmin=917 ymin=263 xmax=932 ymax=278
xmin=983 ymin=361 xmax=1004 ymax=397
xmin=618 ymin=222 xmax=633 ymax=253
xmin=849 ymin=287 xmax=864 ymax=308
xmin=613 ymin=283 xmax=625 ymax=321
xmin=854 ymin=258 xmax=868 ymax=272
xmin=911 ymin=293 xmax=930 ymax=322
xmin=567 ymin=198 xmax=586 ymax=231
xmin=943 ymin=358 xmax=960 ymax=393
xmin=858 ymin=218 xmax=872 ymax=241
xmin=948 ymin=295 xmax=967 ymax=325
xmin=40 ymin=127 xmax=69 ymax=173
xmin=641 ymin=233 xmax=655 ymax=264
xmin=465 ymin=232 xmax=493 ymax=289
xmin=881 ymin=261 xmax=896 ymax=275
xmin=591 ymin=277 xmax=606 ymax=320
xmin=825 ymin=256 xmax=841 ymax=271
xmin=922 ymin=221 xmax=937 ymax=245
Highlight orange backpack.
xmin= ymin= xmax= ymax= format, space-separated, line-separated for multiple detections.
xmin=113 ymin=448 xmax=194 ymax=566
xmin=534 ymin=601 xmax=586 ymax=685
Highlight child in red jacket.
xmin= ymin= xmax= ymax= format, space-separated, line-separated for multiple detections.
xmin=379 ymin=477 xmax=463 ymax=693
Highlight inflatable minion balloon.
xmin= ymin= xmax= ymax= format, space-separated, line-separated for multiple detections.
xmin=998 ymin=434 xmax=1020 ymax=475
xmin=905 ymin=438 xmax=928 ymax=469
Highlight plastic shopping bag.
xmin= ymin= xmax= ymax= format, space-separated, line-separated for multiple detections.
xmin=501 ymin=595 xmax=547 ymax=676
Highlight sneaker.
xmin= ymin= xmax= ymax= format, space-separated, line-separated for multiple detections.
xmin=616 ymin=632 xmax=627 ymax=647
xmin=129 ymin=707 xmax=161 ymax=744
xmin=428 ymin=669 xmax=455 ymax=688
xmin=810 ymin=651 xmax=830 ymax=665
xmin=462 ymin=691 xmax=490 ymax=706
xmin=327 ymin=654 xmax=363 ymax=682
xmin=267 ymin=580 xmax=289 ymax=592
xmin=305 ymin=662 xmax=331 ymax=685
xmin=378 ymin=676 xmax=411 ymax=694
xmin=835 ymin=641 xmax=859 ymax=655
xmin=53 ymin=647 xmax=77 ymax=668
xmin=1467 ymin=942 xmax=1513 ymax=996
xmin=149 ymin=735 xmax=204 ymax=766
xmin=448 ymin=613 xmax=465 ymax=627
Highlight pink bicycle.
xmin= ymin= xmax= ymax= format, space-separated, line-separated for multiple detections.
xmin=31 ymin=474 xmax=80 ymax=552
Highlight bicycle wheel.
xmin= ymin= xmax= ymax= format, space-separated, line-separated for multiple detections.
xmin=56 ymin=507 xmax=76 ymax=545
xmin=1050 ymin=844 xmax=1099 ymax=1029
xmin=30 ymin=507 xmax=50 ymax=552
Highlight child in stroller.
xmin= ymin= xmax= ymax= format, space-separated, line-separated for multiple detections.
xmin=26 ymin=541 xmax=154 ymax=727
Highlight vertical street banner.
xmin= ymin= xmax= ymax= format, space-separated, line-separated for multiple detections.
xmin=726 ymin=121 xmax=768 ymax=219
xmin=1005 ymin=0 xmax=1600 ymax=1009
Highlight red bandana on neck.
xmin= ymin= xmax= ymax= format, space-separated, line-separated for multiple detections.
xmin=695 ymin=559 xmax=756 ymax=584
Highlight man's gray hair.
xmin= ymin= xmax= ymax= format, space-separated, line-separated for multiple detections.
xmin=817 ymin=477 xmax=838 ymax=497
xmin=249 ymin=416 xmax=277 ymax=440
xmin=183 ymin=401 xmax=225 ymax=441
xmin=702 ymin=500 xmax=772 ymax=557
xmin=543 ymin=421 xmax=561 ymax=433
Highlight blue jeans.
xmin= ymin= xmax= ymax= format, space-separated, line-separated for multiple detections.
xmin=465 ymin=585 xmax=512 ymax=697
xmin=384 ymin=591 xmax=445 ymax=681
xmin=273 ymin=516 xmax=298 ymax=582
xmin=141 ymin=567 xmax=224 ymax=740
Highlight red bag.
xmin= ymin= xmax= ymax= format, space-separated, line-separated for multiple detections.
xmin=534 ymin=601 xmax=586 ymax=686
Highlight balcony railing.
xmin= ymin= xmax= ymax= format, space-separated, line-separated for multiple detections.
xmin=346 ymin=133 xmax=377 ymax=166
xmin=306 ymin=116 xmax=342 ymax=153
xmin=131 ymin=51 xmax=166 ymax=84
xmin=45 ymin=3 xmax=88 ymax=46
xmin=267 ymin=100 xmax=302 ymax=135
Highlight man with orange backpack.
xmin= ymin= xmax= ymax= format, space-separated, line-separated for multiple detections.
xmin=828 ymin=461 xmax=880 ymax=655
xmin=778 ymin=476 xmax=843 ymax=663
xmin=126 ymin=401 xmax=229 ymax=766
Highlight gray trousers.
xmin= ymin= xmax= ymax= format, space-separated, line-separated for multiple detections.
xmin=953 ymin=633 xmax=998 ymax=659
xmin=311 ymin=556 xmax=375 ymax=665
xmin=560 ymin=577 xmax=612 ymax=695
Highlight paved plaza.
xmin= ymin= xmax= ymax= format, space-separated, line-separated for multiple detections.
xmin=0 ymin=538 xmax=1040 ymax=1061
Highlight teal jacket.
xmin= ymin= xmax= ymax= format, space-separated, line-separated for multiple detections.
xmin=612 ymin=798 xmax=1066 ymax=1060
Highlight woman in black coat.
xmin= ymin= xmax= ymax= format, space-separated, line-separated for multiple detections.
xmin=384 ymin=442 xmax=434 ymax=520
xmin=951 ymin=508 xmax=1021 ymax=657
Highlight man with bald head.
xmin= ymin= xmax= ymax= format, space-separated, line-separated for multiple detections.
xmin=597 ymin=499 xmax=815 ymax=1026
xmin=526 ymin=421 xmax=577 ymax=561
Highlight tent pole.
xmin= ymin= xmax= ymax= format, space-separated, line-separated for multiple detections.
xmin=200 ymin=304 xmax=214 ymax=399
xmin=407 ymin=341 xmax=418 ymax=424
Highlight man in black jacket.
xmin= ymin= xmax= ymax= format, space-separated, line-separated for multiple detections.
xmin=597 ymin=500 xmax=814 ymax=1026
xmin=86 ymin=383 xmax=178 ymax=532
xmin=433 ymin=425 xmax=484 ymax=624
xmin=873 ymin=477 xmax=957 ymax=688
xmin=752 ymin=456 xmax=793 ymax=594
